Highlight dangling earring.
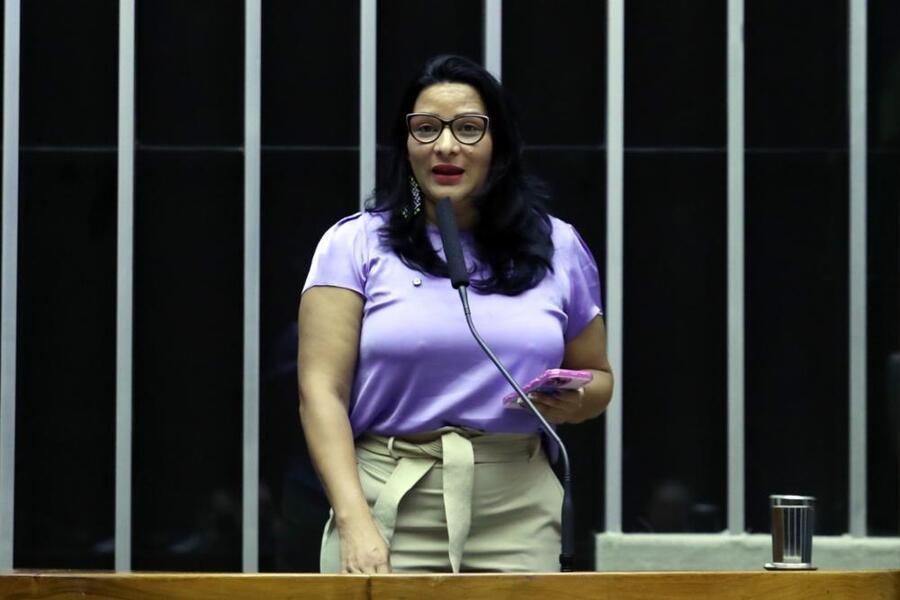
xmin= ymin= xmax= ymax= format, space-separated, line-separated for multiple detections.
xmin=402 ymin=176 xmax=423 ymax=220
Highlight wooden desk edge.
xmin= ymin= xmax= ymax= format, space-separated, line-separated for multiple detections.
xmin=0 ymin=569 xmax=897 ymax=600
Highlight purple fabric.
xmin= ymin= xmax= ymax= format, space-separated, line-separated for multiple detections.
xmin=302 ymin=211 xmax=603 ymax=437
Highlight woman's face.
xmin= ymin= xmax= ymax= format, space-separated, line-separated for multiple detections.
xmin=406 ymin=82 xmax=493 ymax=228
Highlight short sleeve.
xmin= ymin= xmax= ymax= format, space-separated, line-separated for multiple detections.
xmin=302 ymin=213 xmax=369 ymax=296
xmin=561 ymin=223 xmax=603 ymax=341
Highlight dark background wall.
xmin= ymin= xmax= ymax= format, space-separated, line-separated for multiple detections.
xmin=7 ymin=0 xmax=899 ymax=572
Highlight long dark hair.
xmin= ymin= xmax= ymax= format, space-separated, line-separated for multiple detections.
xmin=367 ymin=54 xmax=553 ymax=296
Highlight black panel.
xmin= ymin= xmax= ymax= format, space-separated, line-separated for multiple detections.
xmin=866 ymin=0 xmax=899 ymax=535
xmin=136 ymin=1 xmax=244 ymax=146
xmin=625 ymin=0 xmax=725 ymax=147
xmin=869 ymin=0 xmax=900 ymax=149
xmin=503 ymin=0 xmax=606 ymax=146
xmin=745 ymin=152 xmax=849 ymax=534
xmin=262 ymin=0 xmax=359 ymax=146
xmin=622 ymin=152 xmax=727 ymax=533
xmin=746 ymin=0 xmax=848 ymax=148
xmin=132 ymin=151 xmax=244 ymax=571
xmin=376 ymin=0 xmax=483 ymax=144
xmin=867 ymin=150 xmax=900 ymax=535
xmin=523 ymin=149 xmax=607 ymax=285
xmin=259 ymin=149 xmax=359 ymax=571
xmin=20 ymin=0 xmax=118 ymax=146
xmin=14 ymin=151 xmax=117 ymax=568
xmin=524 ymin=147 xmax=606 ymax=567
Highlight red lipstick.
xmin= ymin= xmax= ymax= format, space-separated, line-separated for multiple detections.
xmin=432 ymin=164 xmax=464 ymax=185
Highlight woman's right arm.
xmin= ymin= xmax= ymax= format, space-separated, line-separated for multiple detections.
xmin=298 ymin=285 xmax=391 ymax=573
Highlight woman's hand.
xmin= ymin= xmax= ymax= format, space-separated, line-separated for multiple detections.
xmin=539 ymin=315 xmax=613 ymax=424
xmin=337 ymin=517 xmax=392 ymax=574
xmin=529 ymin=388 xmax=587 ymax=424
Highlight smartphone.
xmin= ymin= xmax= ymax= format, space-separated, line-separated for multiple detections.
xmin=502 ymin=368 xmax=593 ymax=408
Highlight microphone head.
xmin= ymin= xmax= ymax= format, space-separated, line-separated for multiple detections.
xmin=435 ymin=197 xmax=470 ymax=289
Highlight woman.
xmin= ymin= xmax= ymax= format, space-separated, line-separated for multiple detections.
xmin=298 ymin=54 xmax=613 ymax=574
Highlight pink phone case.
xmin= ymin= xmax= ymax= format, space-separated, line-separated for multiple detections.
xmin=502 ymin=368 xmax=593 ymax=408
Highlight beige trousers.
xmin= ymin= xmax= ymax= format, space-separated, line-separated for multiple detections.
xmin=320 ymin=428 xmax=562 ymax=573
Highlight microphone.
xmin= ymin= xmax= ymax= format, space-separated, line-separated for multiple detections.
xmin=435 ymin=199 xmax=470 ymax=289
xmin=434 ymin=197 xmax=576 ymax=572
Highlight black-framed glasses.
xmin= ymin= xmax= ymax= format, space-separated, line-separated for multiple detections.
xmin=406 ymin=112 xmax=490 ymax=145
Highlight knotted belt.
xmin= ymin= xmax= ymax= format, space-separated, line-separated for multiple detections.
xmin=356 ymin=428 xmax=540 ymax=573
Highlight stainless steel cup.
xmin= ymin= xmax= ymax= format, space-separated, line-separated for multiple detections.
xmin=764 ymin=494 xmax=816 ymax=570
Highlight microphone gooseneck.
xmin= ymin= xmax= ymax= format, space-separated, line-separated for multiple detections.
xmin=434 ymin=197 xmax=576 ymax=572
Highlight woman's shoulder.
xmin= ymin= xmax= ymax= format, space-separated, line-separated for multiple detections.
xmin=546 ymin=214 xmax=597 ymax=263
xmin=546 ymin=214 xmax=579 ymax=247
xmin=321 ymin=210 xmax=388 ymax=242
xmin=329 ymin=209 xmax=387 ymax=230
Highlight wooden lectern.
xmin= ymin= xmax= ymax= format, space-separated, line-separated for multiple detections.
xmin=1 ymin=570 xmax=899 ymax=599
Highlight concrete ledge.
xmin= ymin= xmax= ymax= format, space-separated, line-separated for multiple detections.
xmin=596 ymin=533 xmax=900 ymax=571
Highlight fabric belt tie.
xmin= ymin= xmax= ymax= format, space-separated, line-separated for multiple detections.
xmin=358 ymin=428 xmax=539 ymax=573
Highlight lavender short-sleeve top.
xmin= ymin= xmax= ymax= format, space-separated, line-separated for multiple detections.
xmin=302 ymin=211 xmax=603 ymax=437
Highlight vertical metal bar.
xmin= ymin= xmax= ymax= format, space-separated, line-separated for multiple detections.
xmin=243 ymin=0 xmax=262 ymax=572
xmin=848 ymin=0 xmax=867 ymax=537
xmin=0 ymin=0 xmax=20 ymax=572
xmin=115 ymin=0 xmax=136 ymax=571
xmin=483 ymin=0 xmax=502 ymax=81
xmin=604 ymin=0 xmax=624 ymax=533
xmin=727 ymin=0 xmax=746 ymax=535
xmin=359 ymin=0 xmax=376 ymax=209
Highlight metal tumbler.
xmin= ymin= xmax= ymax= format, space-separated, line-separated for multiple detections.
xmin=764 ymin=494 xmax=817 ymax=570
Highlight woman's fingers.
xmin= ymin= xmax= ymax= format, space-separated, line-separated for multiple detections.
xmin=530 ymin=389 xmax=584 ymax=424
xmin=340 ymin=525 xmax=392 ymax=574
xmin=345 ymin=557 xmax=391 ymax=574
xmin=530 ymin=394 xmax=565 ymax=423
xmin=374 ymin=560 xmax=392 ymax=573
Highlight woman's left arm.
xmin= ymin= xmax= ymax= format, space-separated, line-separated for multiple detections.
xmin=532 ymin=315 xmax=614 ymax=424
